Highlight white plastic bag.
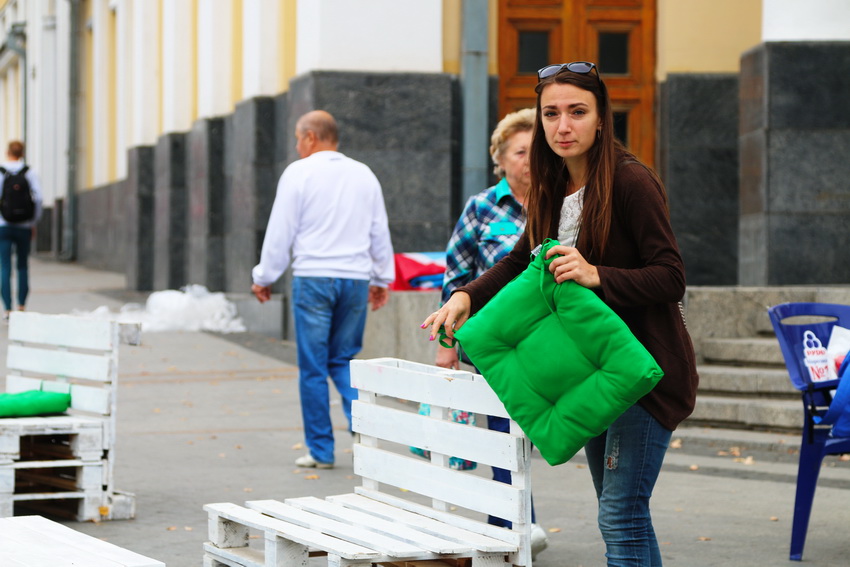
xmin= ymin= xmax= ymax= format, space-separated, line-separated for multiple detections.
xmin=827 ymin=325 xmax=850 ymax=378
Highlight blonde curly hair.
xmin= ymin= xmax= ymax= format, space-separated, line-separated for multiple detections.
xmin=489 ymin=108 xmax=535 ymax=178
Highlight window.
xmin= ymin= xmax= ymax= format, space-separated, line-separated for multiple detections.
xmin=599 ymin=32 xmax=629 ymax=75
xmin=518 ymin=31 xmax=549 ymax=74
xmin=613 ymin=111 xmax=628 ymax=145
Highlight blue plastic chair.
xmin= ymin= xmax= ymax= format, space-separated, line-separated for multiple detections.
xmin=767 ymin=302 xmax=850 ymax=561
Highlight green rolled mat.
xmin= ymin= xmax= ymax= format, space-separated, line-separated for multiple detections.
xmin=0 ymin=390 xmax=71 ymax=417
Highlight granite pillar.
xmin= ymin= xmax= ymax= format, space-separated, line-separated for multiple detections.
xmin=739 ymin=42 xmax=850 ymax=285
xmin=125 ymin=146 xmax=155 ymax=291
xmin=153 ymin=133 xmax=188 ymax=290
xmin=657 ymin=74 xmax=740 ymax=285
xmin=187 ymin=117 xmax=226 ymax=291
xmin=287 ymin=71 xmax=459 ymax=252
xmin=223 ymin=97 xmax=277 ymax=292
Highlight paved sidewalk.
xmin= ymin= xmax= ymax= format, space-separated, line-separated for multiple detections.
xmin=1 ymin=256 xmax=849 ymax=566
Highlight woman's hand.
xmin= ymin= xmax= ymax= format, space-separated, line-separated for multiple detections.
xmin=421 ymin=292 xmax=472 ymax=342
xmin=545 ymin=245 xmax=601 ymax=288
xmin=435 ymin=344 xmax=460 ymax=370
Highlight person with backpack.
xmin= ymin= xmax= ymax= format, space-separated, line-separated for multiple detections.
xmin=0 ymin=140 xmax=43 ymax=320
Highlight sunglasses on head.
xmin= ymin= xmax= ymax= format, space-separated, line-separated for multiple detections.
xmin=537 ymin=61 xmax=600 ymax=83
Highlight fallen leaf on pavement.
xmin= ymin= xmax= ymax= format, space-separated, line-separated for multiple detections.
xmin=304 ymin=474 xmax=320 ymax=480
xmin=670 ymin=439 xmax=682 ymax=449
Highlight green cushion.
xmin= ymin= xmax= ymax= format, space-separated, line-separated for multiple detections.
xmin=454 ymin=239 xmax=663 ymax=465
xmin=0 ymin=390 xmax=71 ymax=417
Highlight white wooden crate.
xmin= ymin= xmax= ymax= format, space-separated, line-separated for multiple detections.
xmin=203 ymin=358 xmax=533 ymax=567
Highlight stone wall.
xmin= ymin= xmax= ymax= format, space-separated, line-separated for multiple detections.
xmin=74 ymin=71 xmax=461 ymax=303
xmin=75 ymin=181 xmax=126 ymax=273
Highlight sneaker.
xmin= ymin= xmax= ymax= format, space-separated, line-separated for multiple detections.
xmin=294 ymin=453 xmax=334 ymax=469
xmin=530 ymin=523 xmax=549 ymax=560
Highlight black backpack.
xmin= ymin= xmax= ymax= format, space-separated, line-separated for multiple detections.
xmin=0 ymin=165 xmax=35 ymax=223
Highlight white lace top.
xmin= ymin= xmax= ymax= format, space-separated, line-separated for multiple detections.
xmin=557 ymin=186 xmax=585 ymax=247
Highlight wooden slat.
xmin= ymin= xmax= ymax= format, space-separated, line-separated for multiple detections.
xmin=284 ymin=496 xmax=473 ymax=554
xmin=11 ymin=491 xmax=88 ymax=501
xmin=205 ymin=502 xmax=379 ymax=560
xmin=352 ymin=445 xmax=524 ymax=525
xmin=245 ymin=499 xmax=426 ymax=557
xmin=7 ymin=345 xmax=113 ymax=382
xmin=8 ymin=312 xmax=116 ymax=351
xmin=350 ymin=359 xmax=509 ymax=418
xmin=0 ymin=515 xmax=163 ymax=567
xmin=351 ymin=401 xmax=522 ymax=472
xmin=7 ymin=459 xmax=88 ymax=469
xmin=326 ymin=493 xmax=517 ymax=552
xmin=0 ymin=415 xmax=104 ymax=432
xmin=4 ymin=376 xmax=111 ymax=415
xmin=352 ymin=488 xmax=521 ymax=548
xmin=202 ymin=542 xmax=265 ymax=567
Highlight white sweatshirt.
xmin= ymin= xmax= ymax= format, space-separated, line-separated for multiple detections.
xmin=252 ymin=151 xmax=395 ymax=288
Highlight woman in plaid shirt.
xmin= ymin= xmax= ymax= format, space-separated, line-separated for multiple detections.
xmin=434 ymin=108 xmax=549 ymax=559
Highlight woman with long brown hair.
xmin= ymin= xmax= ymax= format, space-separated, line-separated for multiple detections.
xmin=423 ymin=62 xmax=698 ymax=565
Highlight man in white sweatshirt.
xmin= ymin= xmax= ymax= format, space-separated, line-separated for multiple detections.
xmin=252 ymin=110 xmax=395 ymax=469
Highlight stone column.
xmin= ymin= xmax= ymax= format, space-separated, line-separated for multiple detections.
xmin=153 ymin=133 xmax=188 ymax=290
xmin=657 ymin=74 xmax=739 ymax=285
xmin=739 ymin=42 xmax=850 ymax=285
xmin=287 ymin=71 xmax=458 ymax=253
xmin=125 ymin=146 xmax=155 ymax=291
xmin=187 ymin=117 xmax=226 ymax=291
xmin=223 ymin=97 xmax=277 ymax=292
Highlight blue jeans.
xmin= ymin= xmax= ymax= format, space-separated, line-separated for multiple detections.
xmin=585 ymin=404 xmax=672 ymax=567
xmin=292 ymin=276 xmax=369 ymax=465
xmin=0 ymin=226 xmax=32 ymax=311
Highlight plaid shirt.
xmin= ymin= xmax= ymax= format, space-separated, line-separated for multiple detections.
xmin=442 ymin=177 xmax=526 ymax=303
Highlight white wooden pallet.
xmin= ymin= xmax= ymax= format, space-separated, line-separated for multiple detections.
xmin=0 ymin=312 xmax=141 ymax=521
xmin=0 ymin=416 xmax=106 ymax=464
xmin=0 ymin=514 xmax=164 ymax=566
xmin=203 ymin=358 xmax=533 ymax=567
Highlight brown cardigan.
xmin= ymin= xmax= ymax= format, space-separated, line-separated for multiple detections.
xmin=456 ymin=161 xmax=699 ymax=431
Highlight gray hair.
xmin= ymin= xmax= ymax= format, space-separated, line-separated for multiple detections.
xmin=489 ymin=108 xmax=535 ymax=178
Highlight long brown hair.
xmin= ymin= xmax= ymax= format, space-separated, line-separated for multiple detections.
xmin=525 ymin=67 xmax=630 ymax=261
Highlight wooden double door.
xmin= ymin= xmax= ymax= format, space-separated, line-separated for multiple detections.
xmin=498 ymin=0 xmax=657 ymax=165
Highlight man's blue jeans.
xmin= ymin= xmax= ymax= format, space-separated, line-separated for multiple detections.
xmin=585 ymin=403 xmax=672 ymax=567
xmin=0 ymin=226 xmax=32 ymax=312
xmin=292 ymin=276 xmax=369 ymax=465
